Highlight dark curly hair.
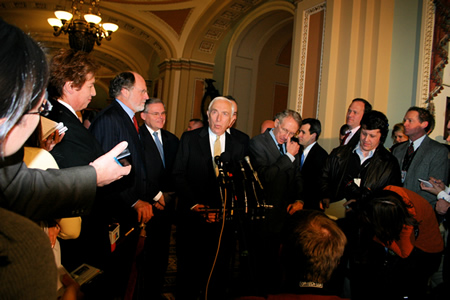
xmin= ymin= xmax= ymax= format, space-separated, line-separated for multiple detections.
xmin=48 ymin=49 xmax=99 ymax=100
xmin=109 ymin=72 xmax=136 ymax=99
xmin=360 ymin=110 xmax=389 ymax=144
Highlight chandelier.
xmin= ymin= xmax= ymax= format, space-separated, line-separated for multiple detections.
xmin=48 ymin=0 xmax=119 ymax=53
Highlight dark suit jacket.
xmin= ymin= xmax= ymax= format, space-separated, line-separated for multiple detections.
xmin=47 ymin=100 xmax=104 ymax=168
xmin=0 ymin=148 xmax=96 ymax=222
xmin=140 ymin=125 xmax=179 ymax=198
xmin=173 ymin=127 xmax=246 ymax=212
xmin=392 ymin=135 xmax=449 ymax=206
xmin=346 ymin=127 xmax=361 ymax=148
xmin=300 ymin=142 xmax=328 ymax=210
xmin=90 ymin=99 xmax=148 ymax=208
xmin=230 ymin=127 xmax=250 ymax=155
xmin=249 ymin=130 xmax=303 ymax=233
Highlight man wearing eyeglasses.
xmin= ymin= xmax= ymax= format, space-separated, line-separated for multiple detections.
xmin=138 ymin=98 xmax=179 ymax=299
xmin=247 ymin=109 xmax=304 ymax=295
xmin=90 ymin=71 xmax=153 ymax=298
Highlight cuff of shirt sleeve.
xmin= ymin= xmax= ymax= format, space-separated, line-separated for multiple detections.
xmin=286 ymin=152 xmax=295 ymax=162
xmin=438 ymin=191 xmax=450 ymax=203
xmin=153 ymin=191 xmax=163 ymax=201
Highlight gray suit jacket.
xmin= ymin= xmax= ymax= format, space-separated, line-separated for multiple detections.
xmin=393 ymin=135 xmax=448 ymax=206
xmin=249 ymin=130 xmax=303 ymax=233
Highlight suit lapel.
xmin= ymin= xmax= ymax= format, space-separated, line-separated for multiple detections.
xmin=407 ymin=136 xmax=429 ymax=177
xmin=263 ymin=130 xmax=281 ymax=160
xmin=302 ymin=143 xmax=317 ymax=170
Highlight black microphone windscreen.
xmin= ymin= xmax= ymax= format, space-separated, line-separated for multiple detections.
xmin=220 ymin=152 xmax=231 ymax=163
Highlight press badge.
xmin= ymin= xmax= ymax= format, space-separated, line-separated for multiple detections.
xmin=401 ymin=170 xmax=407 ymax=183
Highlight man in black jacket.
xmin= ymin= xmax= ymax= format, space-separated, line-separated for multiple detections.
xmin=321 ymin=110 xmax=401 ymax=299
xmin=298 ymin=118 xmax=328 ymax=210
xmin=322 ymin=110 xmax=401 ymax=209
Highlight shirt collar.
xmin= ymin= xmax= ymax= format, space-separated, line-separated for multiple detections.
xmin=353 ymin=142 xmax=375 ymax=164
xmin=303 ymin=141 xmax=316 ymax=158
xmin=115 ymin=98 xmax=136 ymax=121
xmin=208 ymin=127 xmax=226 ymax=154
xmin=349 ymin=125 xmax=360 ymax=135
xmin=411 ymin=134 xmax=426 ymax=151
xmin=57 ymin=99 xmax=78 ymax=118
xmin=145 ymin=124 xmax=160 ymax=136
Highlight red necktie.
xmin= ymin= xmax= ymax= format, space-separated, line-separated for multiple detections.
xmin=133 ymin=116 xmax=139 ymax=133
xmin=341 ymin=131 xmax=350 ymax=145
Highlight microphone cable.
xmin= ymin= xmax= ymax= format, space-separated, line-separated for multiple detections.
xmin=205 ymin=185 xmax=228 ymax=300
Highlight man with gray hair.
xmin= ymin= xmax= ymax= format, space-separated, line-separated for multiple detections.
xmin=173 ymin=96 xmax=247 ymax=299
xmin=248 ymin=109 xmax=304 ymax=295
xmin=139 ymin=98 xmax=179 ymax=299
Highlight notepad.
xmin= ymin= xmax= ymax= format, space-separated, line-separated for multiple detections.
xmin=324 ymin=199 xmax=347 ymax=220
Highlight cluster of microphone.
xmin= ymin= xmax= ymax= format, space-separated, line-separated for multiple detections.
xmin=214 ymin=153 xmax=261 ymax=189
xmin=214 ymin=153 xmax=273 ymax=219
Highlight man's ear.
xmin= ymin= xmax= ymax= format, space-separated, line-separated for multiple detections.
xmin=420 ymin=121 xmax=429 ymax=131
xmin=274 ymin=119 xmax=280 ymax=127
xmin=121 ymin=87 xmax=130 ymax=98
xmin=140 ymin=111 xmax=146 ymax=121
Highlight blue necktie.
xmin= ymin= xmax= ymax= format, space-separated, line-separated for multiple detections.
xmin=300 ymin=153 xmax=305 ymax=170
xmin=153 ymin=131 xmax=165 ymax=168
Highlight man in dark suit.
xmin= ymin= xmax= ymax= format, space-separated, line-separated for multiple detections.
xmin=248 ymin=109 xmax=304 ymax=294
xmin=341 ymin=98 xmax=372 ymax=147
xmin=297 ymin=118 xmax=328 ymax=210
xmin=138 ymin=98 xmax=179 ymax=299
xmin=90 ymin=71 xmax=154 ymax=298
xmin=46 ymin=49 xmax=109 ymax=272
xmin=173 ymin=96 xmax=246 ymax=299
xmin=393 ymin=106 xmax=448 ymax=207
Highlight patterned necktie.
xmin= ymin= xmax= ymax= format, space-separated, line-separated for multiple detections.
xmin=278 ymin=143 xmax=284 ymax=155
xmin=153 ymin=131 xmax=165 ymax=168
xmin=407 ymin=142 xmax=414 ymax=156
xmin=214 ymin=135 xmax=221 ymax=176
xmin=402 ymin=142 xmax=415 ymax=171
xmin=133 ymin=115 xmax=139 ymax=133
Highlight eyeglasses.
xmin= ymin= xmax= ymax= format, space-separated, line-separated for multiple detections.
xmin=279 ymin=126 xmax=297 ymax=137
xmin=129 ymin=86 xmax=148 ymax=95
xmin=26 ymin=100 xmax=53 ymax=117
xmin=144 ymin=111 xmax=166 ymax=117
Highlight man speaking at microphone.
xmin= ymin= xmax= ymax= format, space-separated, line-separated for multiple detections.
xmin=173 ymin=97 xmax=247 ymax=299
xmin=248 ymin=109 xmax=304 ymax=295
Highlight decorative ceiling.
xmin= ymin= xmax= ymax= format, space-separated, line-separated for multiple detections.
xmin=0 ymin=0 xmax=267 ymax=77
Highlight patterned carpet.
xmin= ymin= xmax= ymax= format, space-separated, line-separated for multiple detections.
xmin=162 ymin=225 xmax=177 ymax=299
